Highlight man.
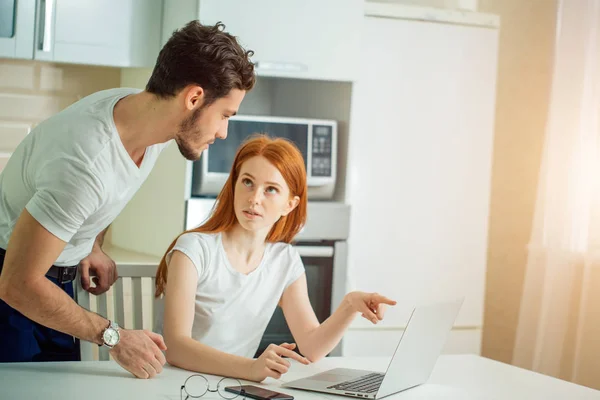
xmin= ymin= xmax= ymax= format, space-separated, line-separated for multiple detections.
xmin=0 ymin=20 xmax=255 ymax=379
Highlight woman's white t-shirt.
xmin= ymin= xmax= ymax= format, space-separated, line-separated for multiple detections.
xmin=155 ymin=232 xmax=305 ymax=358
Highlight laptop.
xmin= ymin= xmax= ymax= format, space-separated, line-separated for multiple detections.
xmin=282 ymin=298 xmax=464 ymax=399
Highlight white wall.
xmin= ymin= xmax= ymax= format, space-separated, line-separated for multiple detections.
xmin=0 ymin=59 xmax=120 ymax=174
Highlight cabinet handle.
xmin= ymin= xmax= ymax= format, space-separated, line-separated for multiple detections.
xmin=255 ymin=61 xmax=308 ymax=73
xmin=38 ymin=0 xmax=54 ymax=52
xmin=295 ymin=246 xmax=334 ymax=258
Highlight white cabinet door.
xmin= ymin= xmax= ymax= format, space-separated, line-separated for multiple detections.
xmin=346 ymin=16 xmax=498 ymax=331
xmin=34 ymin=0 xmax=162 ymax=67
xmin=0 ymin=0 xmax=35 ymax=59
xmin=197 ymin=0 xmax=363 ymax=82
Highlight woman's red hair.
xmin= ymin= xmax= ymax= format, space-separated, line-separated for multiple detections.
xmin=155 ymin=134 xmax=307 ymax=297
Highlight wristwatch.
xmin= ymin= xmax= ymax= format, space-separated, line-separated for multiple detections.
xmin=101 ymin=320 xmax=121 ymax=349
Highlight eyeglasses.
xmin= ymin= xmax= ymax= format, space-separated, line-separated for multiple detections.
xmin=180 ymin=374 xmax=246 ymax=400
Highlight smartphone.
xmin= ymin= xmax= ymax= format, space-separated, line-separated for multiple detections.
xmin=224 ymin=385 xmax=294 ymax=400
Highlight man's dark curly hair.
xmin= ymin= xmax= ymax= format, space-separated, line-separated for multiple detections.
xmin=146 ymin=20 xmax=256 ymax=105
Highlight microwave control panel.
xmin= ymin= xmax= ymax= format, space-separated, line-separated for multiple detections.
xmin=311 ymin=125 xmax=333 ymax=177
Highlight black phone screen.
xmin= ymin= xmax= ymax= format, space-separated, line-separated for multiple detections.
xmin=224 ymin=385 xmax=294 ymax=400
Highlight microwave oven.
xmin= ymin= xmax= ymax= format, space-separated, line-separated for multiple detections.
xmin=189 ymin=115 xmax=337 ymax=200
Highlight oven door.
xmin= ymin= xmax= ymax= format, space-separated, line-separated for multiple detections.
xmin=254 ymin=243 xmax=334 ymax=357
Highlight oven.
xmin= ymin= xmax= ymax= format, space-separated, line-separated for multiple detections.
xmin=255 ymin=242 xmax=335 ymax=357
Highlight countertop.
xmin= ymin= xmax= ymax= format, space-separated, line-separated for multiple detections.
xmin=102 ymin=242 xmax=161 ymax=266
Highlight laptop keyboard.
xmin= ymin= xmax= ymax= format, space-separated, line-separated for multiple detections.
xmin=327 ymin=372 xmax=385 ymax=394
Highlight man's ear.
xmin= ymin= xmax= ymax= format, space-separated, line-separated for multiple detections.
xmin=282 ymin=196 xmax=300 ymax=216
xmin=182 ymin=85 xmax=205 ymax=111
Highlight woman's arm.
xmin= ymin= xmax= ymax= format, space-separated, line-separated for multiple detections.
xmin=163 ymin=251 xmax=308 ymax=381
xmin=162 ymin=251 xmax=253 ymax=378
xmin=280 ymin=274 xmax=396 ymax=362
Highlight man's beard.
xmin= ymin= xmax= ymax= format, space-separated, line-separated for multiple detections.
xmin=175 ymin=136 xmax=200 ymax=161
xmin=176 ymin=107 xmax=204 ymax=161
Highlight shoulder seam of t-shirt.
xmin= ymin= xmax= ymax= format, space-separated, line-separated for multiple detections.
xmin=84 ymin=89 xmax=167 ymax=171
xmin=85 ymin=92 xmax=129 ymax=169
xmin=170 ymin=246 xmax=201 ymax=280
xmin=283 ymin=244 xmax=305 ymax=290
xmin=170 ymin=232 xmax=213 ymax=279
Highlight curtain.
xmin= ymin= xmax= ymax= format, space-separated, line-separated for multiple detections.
xmin=512 ymin=0 xmax=600 ymax=389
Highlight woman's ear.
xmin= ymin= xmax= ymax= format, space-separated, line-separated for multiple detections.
xmin=282 ymin=195 xmax=300 ymax=216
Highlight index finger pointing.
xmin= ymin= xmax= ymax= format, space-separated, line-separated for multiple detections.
xmin=373 ymin=294 xmax=397 ymax=306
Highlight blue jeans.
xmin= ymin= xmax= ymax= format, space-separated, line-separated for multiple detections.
xmin=0 ymin=249 xmax=80 ymax=362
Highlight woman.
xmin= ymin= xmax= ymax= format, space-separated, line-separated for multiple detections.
xmin=154 ymin=134 xmax=396 ymax=382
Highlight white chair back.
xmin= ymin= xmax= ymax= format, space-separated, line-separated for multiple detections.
xmin=76 ymin=264 xmax=160 ymax=361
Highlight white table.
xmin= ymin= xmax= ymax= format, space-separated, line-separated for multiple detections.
xmin=0 ymin=355 xmax=597 ymax=400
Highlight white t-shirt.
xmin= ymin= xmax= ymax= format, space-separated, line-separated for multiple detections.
xmin=155 ymin=232 xmax=305 ymax=358
xmin=0 ymin=88 xmax=170 ymax=266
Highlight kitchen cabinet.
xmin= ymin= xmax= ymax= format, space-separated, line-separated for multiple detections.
xmin=0 ymin=0 xmax=35 ymax=59
xmin=0 ymin=0 xmax=162 ymax=68
xmin=162 ymin=0 xmax=364 ymax=82
xmin=35 ymin=0 xmax=162 ymax=67
xmin=344 ymin=4 xmax=499 ymax=355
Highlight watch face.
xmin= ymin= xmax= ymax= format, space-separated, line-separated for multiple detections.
xmin=103 ymin=328 xmax=120 ymax=346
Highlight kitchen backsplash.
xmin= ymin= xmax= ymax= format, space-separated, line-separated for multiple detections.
xmin=0 ymin=58 xmax=120 ymax=173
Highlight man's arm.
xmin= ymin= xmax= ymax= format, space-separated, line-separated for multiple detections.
xmin=0 ymin=210 xmax=167 ymax=378
xmin=94 ymin=225 xmax=109 ymax=249
xmin=0 ymin=209 xmax=107 ymax=344
xmin=80 ymin=225 xmax=117 ymax=295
